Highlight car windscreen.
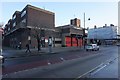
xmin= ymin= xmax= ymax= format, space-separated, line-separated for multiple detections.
xmin=87 ymin=45 xmax=92 ymax=46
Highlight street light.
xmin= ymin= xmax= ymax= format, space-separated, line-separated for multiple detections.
xmin=83 ymin=12 xmax=90 ymax=49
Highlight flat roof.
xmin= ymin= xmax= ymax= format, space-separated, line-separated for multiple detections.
xmin=27 ymin=4 xmax=55 ymax=15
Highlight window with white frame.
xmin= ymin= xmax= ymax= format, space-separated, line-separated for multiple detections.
xmin=8 ymin=27 xmax=10 ymax=31
xmin=21 ymin=10 xmax=26 ymax=17
xmin=21 ymin=18 xmax=26 ymax=23
xmin=8 ymin=22 xmax=10 ymax=25
xmin=12 ymin=15 xmax=16 ymax=20
xmin=13 ymin=22 xmax=16 ymax=27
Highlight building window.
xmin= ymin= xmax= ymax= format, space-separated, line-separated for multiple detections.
xmin=8 ymin=27 xmax=10 ymax=31
xmin=8 ymin=22 xmax=10 ymax=25
xmin=12 ymin=15 xmax=16 ymax=20
xmin=13 ymin=22 xmax=16 ymax=27
xmin=21 ymin=10 xmax=26 ymax=17
xmin=4 ymin=30 xmax=6 ymax=33
xmin=21 ymin=18 xmax=26 ymax=23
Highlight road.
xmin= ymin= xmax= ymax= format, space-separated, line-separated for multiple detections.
xmin=88 ymin=45 xmax=119 ymax=78
xmin=88 ymin=45 xmax=119 ymax=79
xmin=89 ymin=57 xmax=118 ymax=78
xmin=2 ymin=45 xmax=118 ymax=78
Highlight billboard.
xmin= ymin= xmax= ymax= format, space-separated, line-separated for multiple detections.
xmin=88 ymin=26 xmax=117 ymax=39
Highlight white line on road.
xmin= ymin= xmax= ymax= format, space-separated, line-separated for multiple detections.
xmin=60 ymin=57 xmax=65 ymax=61
xmin=47 ymin=60 xmax=51 ymax=65
xmin=75 ymin=63 xmax=104 ymax=79
xmin=75 ymin=57 xmax=118 ymax=79
xmin=90 ymin=64 xmax=107 ymax=76
xmin=48 ymin=63 xmax=51 ymax=65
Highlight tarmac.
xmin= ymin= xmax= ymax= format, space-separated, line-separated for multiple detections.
xmin=2 ymin=45 xmax=117 ymax=78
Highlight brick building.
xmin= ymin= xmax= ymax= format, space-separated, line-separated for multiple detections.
xmin=55 ymin=18 xmax=83 ymax=47
xmin=3 ymin=4 xmax=57 ymax=48
xmin=3 ymin=4 xmax=84 ymax=49
xmin=70 ymin=18 xmax=81 ymax=27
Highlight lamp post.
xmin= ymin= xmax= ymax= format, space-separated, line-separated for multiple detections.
xmin=83 ymin=12 xmax=90 ymax=49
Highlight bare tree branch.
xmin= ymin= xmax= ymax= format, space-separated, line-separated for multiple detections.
xmin=31 ymin=25 xmax=42 ymax=51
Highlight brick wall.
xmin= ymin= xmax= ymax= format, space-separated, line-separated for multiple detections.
xmin=27 ymin=6 xmax=55 ymax=29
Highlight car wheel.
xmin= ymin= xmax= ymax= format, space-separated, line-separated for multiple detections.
xmin=86 ymin=49 xmax=88 ymax=51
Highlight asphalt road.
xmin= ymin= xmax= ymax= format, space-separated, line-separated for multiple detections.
xmin=2 ymin=46 xmax=98 ymax=74
xmin=89 ymin=45 xmax=119 ymax=78
xmin=2 ymin=45 xmax=118 ymax=78
xmin=89 ymin=57 xmax=118 ymax=78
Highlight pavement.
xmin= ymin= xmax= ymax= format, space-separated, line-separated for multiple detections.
xmin=2 ymin=46 xmax=84 ymax=59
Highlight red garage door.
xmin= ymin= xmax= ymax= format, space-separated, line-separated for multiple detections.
xmin=72 ymin=37 xmax=77 ymax=47
xmin=65 ymin=36 xmax=71 ymax=47
xmin=78 ymin=39 xmax=83 ymax=47
xmin=66 ymin=36 xmax=83 ymax=47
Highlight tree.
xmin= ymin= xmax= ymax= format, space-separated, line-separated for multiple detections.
xmin=32 ymin=28 xmax=41 ymax=52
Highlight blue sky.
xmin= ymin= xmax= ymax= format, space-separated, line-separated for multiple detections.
xmin=1 ymin=2 xmax=118 ymax=28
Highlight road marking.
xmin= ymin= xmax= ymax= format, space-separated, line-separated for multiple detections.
xmin=47 ymin=60 xmax=51 ymax=65
xmin=60 ymin=57 xmax=65 ymax=61
xmin=90 ymin=64 xmax=107 ymax=76
xmin=48 ymin=63 xmax=51 ymax=65
xmin=75 ymin=57 xmax=118 ymax=79
xmin=75 ymin=63 xmax=104 ymax=79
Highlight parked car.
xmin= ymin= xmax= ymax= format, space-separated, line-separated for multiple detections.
xmin=86 ymin=44 xmax=99 ymax=51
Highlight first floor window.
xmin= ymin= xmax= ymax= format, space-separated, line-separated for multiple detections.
xmin=13 ymin=22 xmax=16 ymax=27
xmin=21 ymin=18 xmax=26 ymax=23
xmin=21 ymin=10 xmax=26 ymax=17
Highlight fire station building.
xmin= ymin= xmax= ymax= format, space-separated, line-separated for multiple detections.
xmin=3 ymin=4 xmax=84 ymax=49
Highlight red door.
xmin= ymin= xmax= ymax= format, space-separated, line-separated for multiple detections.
xmin=78 ymin=39 xmax=83 ymax=47
xmin=72 ymin=37 xmax=77 ymax=47
xmin=65 ymin=36 xmax=71 ymax=47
